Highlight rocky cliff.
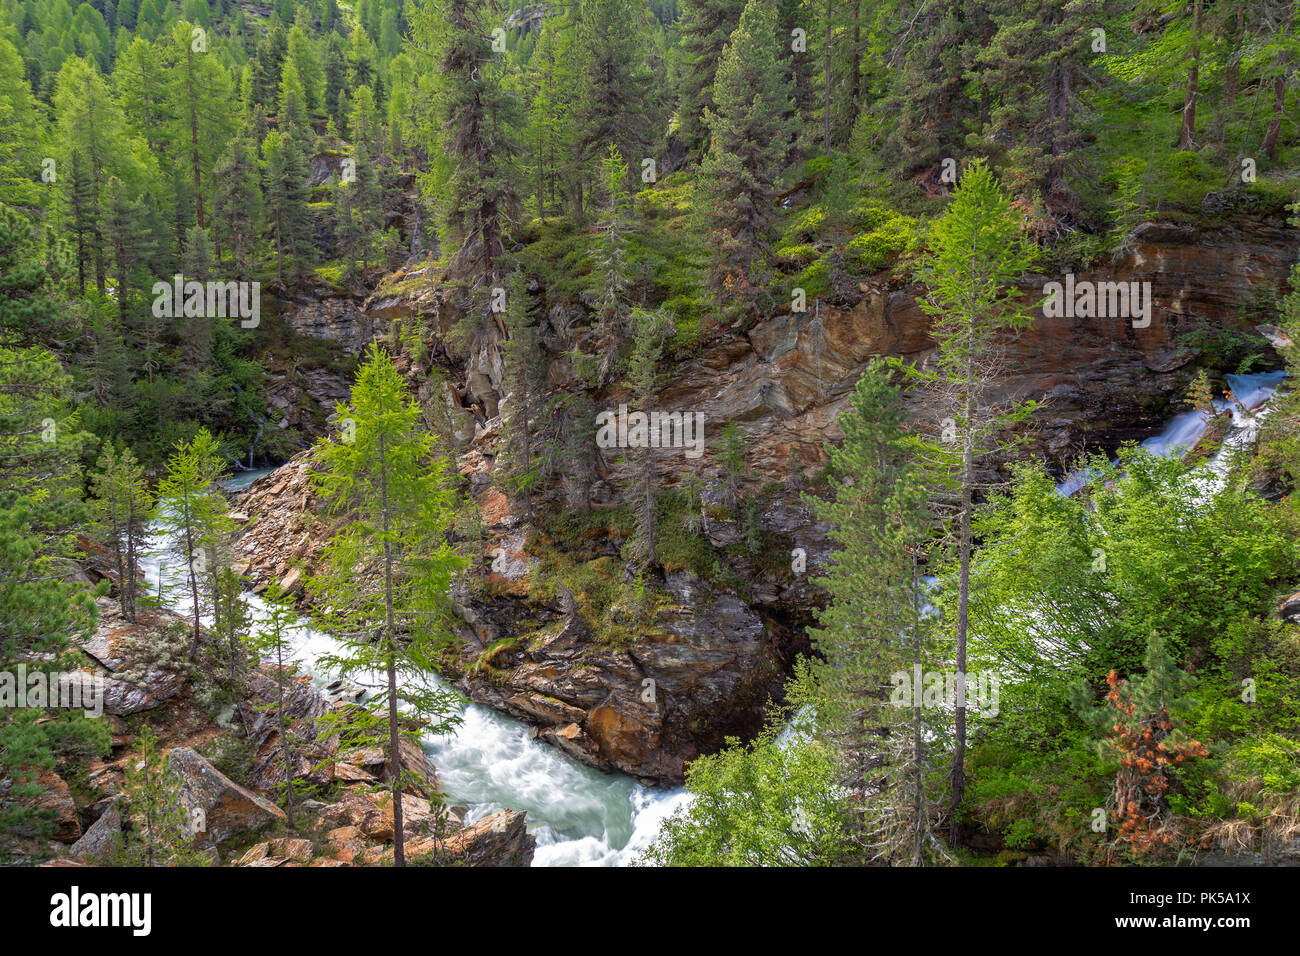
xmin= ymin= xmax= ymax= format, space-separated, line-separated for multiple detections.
xmin=233 ymin=215 xmax=1298 ymax=787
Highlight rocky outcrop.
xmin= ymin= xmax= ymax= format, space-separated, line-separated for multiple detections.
xmin=231 ymin=216 xmax=1298 ymax=786
xmin=68 ymin=805 xmax=122 ymax=861
xmin=237 ymin=665 xmax=335 ymax=793
xmin=277 ymin=282 xmax=377 ymax=355
xmin=37 ymin=772 xmax=82 ymax=844
xmin=444 ymin=570 xmax=779 ymax=785
xmin=167 ymin=747 xmax=287 ymax=846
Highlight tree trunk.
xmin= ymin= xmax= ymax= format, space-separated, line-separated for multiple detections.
xmin=824 ymin=0 xmax=832 ymax=153
xmin=948 ymin=280 xmax=978 ymax=846
xmin=1263 ymin=74 xmax=1287 ymax=159
xmin=278 ymin=640 xmax=294 ymax=828
xmin=378 ymin=432 xmax=406 ymax=867
xmin=1177 ymin=0 xmax=1203 ymax=150
xmin=1216 ymin=8 xmax=1245 ymax=144
xmin=911 ymin=554 xmax=925 ymax=867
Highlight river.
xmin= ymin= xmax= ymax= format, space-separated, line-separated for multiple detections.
xmin=140 ymin=465 xmax=689 ymax=868
xmin=142 ymin=369 xmax=1284 ymax=866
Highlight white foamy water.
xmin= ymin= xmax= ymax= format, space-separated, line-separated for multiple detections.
xmin=140 ymin=477 xmax=687 ymax=867
xmin=1055 ymin=370 xmax=1286 ymax=495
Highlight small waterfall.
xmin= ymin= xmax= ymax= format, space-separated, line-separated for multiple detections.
xmin=1055 ymin=370 xmax=1286 ymax=496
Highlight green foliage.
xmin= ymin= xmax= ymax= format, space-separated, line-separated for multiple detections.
xmin=118 ymin=727 xmax=211 ymax=867
xmin=639 ymin=712 xmax=853 ymax=867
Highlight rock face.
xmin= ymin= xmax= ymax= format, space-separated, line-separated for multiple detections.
xmin=37 ymin=772 xmax=82 ymax=844
xmin=237 ymin=665 xmax=334 ymax=793
xmin=233 ymin=216 xmax=1298 ymax=786
xmin=71 ymin=600 xmax=185 ymax=715
xmin=68 ymin=805 xmax=122 ymax=861
xmin=277 ymin=281 xmax=377 ymax=355
xmin=167 ymin=747 xmax=286 ymax=846
xmin=428 ymin=809 xmax=533 ymax=866
xmin=447 ymin=570 xmax=779 ymax=785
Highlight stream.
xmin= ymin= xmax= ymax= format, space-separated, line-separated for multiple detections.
xmin=139 ymin=465 xmax=689 ymax=868
xmin=137 ymin=369 xmax=1284 ymax=867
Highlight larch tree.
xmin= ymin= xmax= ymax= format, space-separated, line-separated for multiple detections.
xmin=909 ymin=160 xmax=1038 ymax=844
xmin=90 ymin=442 xmax=153 ymax=623
xmin=309 ymin=343 xmax=467 ymax=867
xmin=152 ymin=427 xmax=234 ymax=661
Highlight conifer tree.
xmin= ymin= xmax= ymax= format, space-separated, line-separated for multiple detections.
xmin=909 ymin=160 xmax=1038 ymax=843
xmin=152 ymin=427 xmax=233 ymax=661
xmin=497 ymin=268 xmax=542 ymax=522
xmin=166 ymin=20 xmax=234 ymax=231
xmin=262 ymin=128 xmax=312 ymax=281
xmin=674 ymin=0 xmax=746 ymax=154
xmin=698 ymin=0 xmax=795 ymax=315
xmin=245 ymin=584 xmax=303 ymax=826
xmin=90 ymin=442 xmax=153 ymax=623
xmin=571 ymin=0 xmax=659 ymax=207
xmin=309 ymin=343 xmax=467 ymax=867
xmin=623 ymin=308 xmax=670 ymax=569
xmin=412 ymin=0 xmax=520 ymax=292
xmin=211 ymin=132 xmax=263 ymax=276
xmin=806 ymin=358 xmax=943 ymax=864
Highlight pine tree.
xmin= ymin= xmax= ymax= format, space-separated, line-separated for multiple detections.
xmin=594 ymin=145 xmax=633 ymax=383
xmin=323 ymin=32 xmax=348 ymax=131
xmin=0 ymin=33 xmax=49 ymax=210
xmin=674 ymin=0 xmax=745 ymax=154
xmin=806 ymin=358 xmax=943 ymax=864
xmin=698 ymin=0 xmax=795 ymax=315
xmin=245 ymin=584 xmax=302 ymax=826
xmin=413 ymin=0 xmax=520 ymax=293
xmin=879 ymin=1 xmax=986 ymax=176
xmin=90 ymin=442 xmax=153 ymax=623
xmin=211 ymin=131 xmax=263 ymax=276
xmin=103 ymin=177 xmax=154 ymax=329
xmin=309 ymin=343 xmax=467 ymax=867
xmin=908 ymin=160 xmax=1038 ymax=844
xmin=120 ymin=727 xmax=210 ymax=867
xmin=53 ymin=57 xmax=136 ymax=295
xmin=497 ymin=268 xmax=541 ymax=522
xmin=623 ymin=308 xmax=670 ymax=569
xmin=261 ymin=128 xmax=312 ymax=282
xmin=1073 ymin=631 xmax=1207 ymax=858
xmin=523 ymin=18 xmax=572 ymax=222
xmin=152 ymin=427 xmax=233 ymax=661
xmin=968 ymin=0 xmax=1108 ymax=203
xmin=571 ymin=0 xmax=660 ymax=208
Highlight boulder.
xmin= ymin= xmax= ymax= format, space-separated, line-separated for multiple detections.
xmin=318 ymin=790 xmax=435 ymax=843
xmin=68 ymin=804 xmax=122 ymax=861
xmin=167 ymin=747 xmax=286 ymax=845
xmin=402 ymin=810 xmax=535 ymax=867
